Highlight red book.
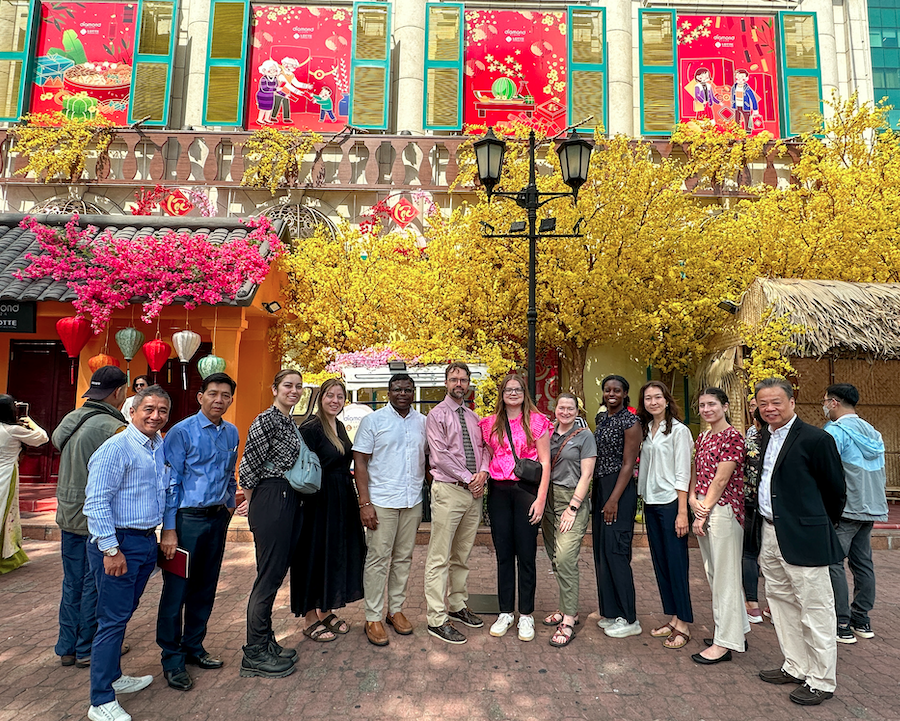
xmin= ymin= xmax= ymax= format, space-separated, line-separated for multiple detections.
xmin=157 ymin=547 xmax=190 ymax=579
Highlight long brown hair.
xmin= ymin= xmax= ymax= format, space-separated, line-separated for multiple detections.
xmin=490 ymin=373 xmax=538 ymax=449
xmin=313 ymin=378 xmax=347 ymax=453
xmin=636 ymin=381 xmax=682 ymax=439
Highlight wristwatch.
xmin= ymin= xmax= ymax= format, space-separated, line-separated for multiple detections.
xmin=104 ymin=546 xmax=119 ymax=557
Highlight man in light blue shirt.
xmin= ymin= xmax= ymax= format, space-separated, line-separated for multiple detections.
xmin=822 ymin=383 xmax=888 ymax=644
xmin=84 ymin=385 xmax=171 ymax=721
xmin=156 ymin=373 xmax=239 ymax=691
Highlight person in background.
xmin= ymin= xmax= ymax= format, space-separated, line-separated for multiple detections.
xmin=0 ymin=395 xmax=48 ymax=574
xmin=120 ymin=376 xmax=150 ymax=423
xmin=743 ymin=399 xmax=765 ymax=626
xmin=637 ymin=382 xmax=694 ymax=650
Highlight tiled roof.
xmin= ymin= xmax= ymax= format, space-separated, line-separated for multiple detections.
xmin=0 ymin=214 xmax=289 ymax=305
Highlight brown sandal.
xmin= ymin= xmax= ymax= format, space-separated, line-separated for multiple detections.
xmin=650 ymin=622 xmax=675 ymax=638
xmin=543 ymin=611 xmax=580 ymax=627
xmin=303 ymin=621 xmax=337 ymax=642
xmin=663 ymin=629 xmax=691 ymax=649
xmin=549 ymin=623 xmax=576 ymax=647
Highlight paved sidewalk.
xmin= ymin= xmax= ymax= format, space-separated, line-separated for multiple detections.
xmin=1 ymin=540 xmax=898 ymax=721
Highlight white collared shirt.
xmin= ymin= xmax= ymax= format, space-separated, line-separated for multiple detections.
xmin=637 ymin=419 xmax=693 ymax=504
xmin=758 ymin=414 xmax=797 ymax=520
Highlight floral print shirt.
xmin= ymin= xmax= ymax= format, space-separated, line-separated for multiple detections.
xmin=593 ymin=408 xmax=640 ymax=478
xmin=694 ymin=426 xmax=746 ymax=525
xmin=744 ymin=426 xmax=761 ymax=508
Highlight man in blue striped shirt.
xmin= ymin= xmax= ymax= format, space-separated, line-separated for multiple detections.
xmin=84 ymin=385 xmax=171 ymax=721
xmin=156 ymin=373 xmax=239 ymax=691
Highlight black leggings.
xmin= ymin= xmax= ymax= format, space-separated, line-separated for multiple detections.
xmin=488 ymin=480 xmax=539 ymax=615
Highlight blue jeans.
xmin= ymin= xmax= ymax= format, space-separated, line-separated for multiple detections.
xmin=87 ymin=530 xmax=158 ymax=706
xmin=828 ymin=519 xmax=876 ymax=627
xmin=56 ymin=530 xmax=98 ymax=659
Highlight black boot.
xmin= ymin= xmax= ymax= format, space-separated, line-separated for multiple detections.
xmin=268 ymin=633 xmax=298 ymax=661
xmin=239 ymin=643 xmax=295 ymax=678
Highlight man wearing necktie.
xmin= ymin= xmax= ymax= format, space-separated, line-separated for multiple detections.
xmin=423 ymin=362 xmax=489 ymax=644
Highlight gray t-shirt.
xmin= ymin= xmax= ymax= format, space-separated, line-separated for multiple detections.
xmin=549 ymin=427 xmax=597 ymax=488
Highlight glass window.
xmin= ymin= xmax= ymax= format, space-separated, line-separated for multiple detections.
xmin=871 ymin=31 xmax=883 ymax=49
xmin=0 ymin=0 xmax=30 ymax=54
xmin=418 ymin=386 xmax=445 ymax=415
xmin=138 ymin=1 xmax=174 ymax=56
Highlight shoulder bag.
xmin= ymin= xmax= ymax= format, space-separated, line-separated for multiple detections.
xmin=551 ymin=428 xmax=584 ymax=469
xmin=504 ymin=416 xmax=542 ymax=484
xmin=285 ymin=423 xmax=323 ymax=494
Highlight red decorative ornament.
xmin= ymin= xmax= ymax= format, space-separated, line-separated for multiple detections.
xmin=142 ymin=339 xmax=171 ymax=377
xmin=87 ymin=353 xmax=120 ymax=374
xmin=56 ymin=316 xmax=93 ymax=384
xmin=390 ymin=197 xmax=419 ymax=228
xmin=161 ymin=189 xmax=194 ymax=217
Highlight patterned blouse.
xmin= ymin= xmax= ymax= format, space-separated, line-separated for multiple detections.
xmin=593 ymin=408 xmax=640 ymax=478
xmin=744 ymin=426 xmax=761 ymax=508
xmin=238 ymin=405 xmax=302 ymax=489
xmin=479 ymin=412 xmax=552 ymax=481
xmin=694 ymin=426 xmax=746 ymax=525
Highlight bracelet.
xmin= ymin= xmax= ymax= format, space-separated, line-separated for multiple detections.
xmin=572 ymin=496 xmax=583 ymax=505
xmin=359 ymin=502 xmax=372 ymax=509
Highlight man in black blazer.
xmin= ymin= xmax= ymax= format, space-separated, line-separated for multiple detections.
xmin=754 ymin=378 xmax=846 ymax=706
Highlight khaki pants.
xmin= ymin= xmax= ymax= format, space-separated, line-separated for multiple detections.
xmin=542 ymin=484 xmax=590 ymax=616
xmin=424 ymin=482 xmax=482 ymax=627
xmin=363 ymin=503 xmax=422 ymax=622
xmin=696 ymin=501 xmax=749 ymax=651
xmin=760 ymin=522 xmax=837 ymax=692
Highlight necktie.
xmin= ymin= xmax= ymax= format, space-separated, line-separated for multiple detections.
xmin=457 ymin=406 xmax=478 ymax=474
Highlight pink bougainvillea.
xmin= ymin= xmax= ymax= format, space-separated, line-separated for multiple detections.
xmin=325 ymin=346 xmax=420 ymax=372
xmin=15 ymin=214 xmax=283 ymax=332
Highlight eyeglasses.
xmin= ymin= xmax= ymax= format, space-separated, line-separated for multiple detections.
xmin=503 ymin=388 xmax=524 ymax=396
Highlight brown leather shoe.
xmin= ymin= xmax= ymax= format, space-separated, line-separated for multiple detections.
xmin=386 ymin=612 xmax=413 ymax=635
xmin=365 ymin=621 xmax=389 ymax=647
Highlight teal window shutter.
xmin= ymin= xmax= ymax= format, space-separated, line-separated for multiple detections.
xmin=128 ymin=0 xmax=179 ymax=126
xmin=567 ymin=5 xmax=606 ymax=134
xmin=778 ymin=12 xmax=823 ymax=136
xmin=350 ymin=1 xmax=392 ymax=130
xmin=639 ymin=8 xmax=677 ymax=136
xmin=423 ymin=1 xmax=463 ymax=131
xmin=203 ymin=0 xmax=249 ymax=127
xmin=0 ymin=0 xmax=36 ymax=121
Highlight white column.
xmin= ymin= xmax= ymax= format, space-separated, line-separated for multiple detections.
xmin=803 ymin=0 xmax=839 ymax=115
xmin=607 ymin=0 xmax=633 ymax=136
xmin=182 ymin=0 xmax=211 ymax=128
xmin=844 ymin=0 xmax=875 ymax=106
xmin=392 ymin=0 xmax=425 ymax=133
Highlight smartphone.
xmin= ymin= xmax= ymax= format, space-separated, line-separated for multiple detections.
xmin=14 ymin=402 xmax=29 ymax=422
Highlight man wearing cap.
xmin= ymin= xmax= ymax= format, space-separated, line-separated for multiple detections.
xmin=52 ymin=366 xmax=128 ymax=668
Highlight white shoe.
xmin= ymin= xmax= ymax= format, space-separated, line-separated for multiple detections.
xmin=747 ymin=611 xmax=764 ymax=624
xmin=517 ymin=614 xmax=535 ymax=642
xmin=88 ymin=700 xmax=132 ymax=721
xmin=111 ymin=674 xmax=153 ymax=694
xmin=604 ymin=618 xmax=642 ymax=638
xmin=490 ymin=613 xmax=515 ymax=637
xmin=597 ymin=616 xmax=617 ymax=629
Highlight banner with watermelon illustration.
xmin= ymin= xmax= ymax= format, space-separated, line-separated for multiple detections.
xmin=246 ymin=5 xmax=352 ymax=131
xmin=30 ymin=1 xmax=137 ymax=125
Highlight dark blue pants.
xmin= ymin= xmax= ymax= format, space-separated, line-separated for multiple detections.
xmin=742 ymin=503 xmax=763 ymax=603
xmin=592 ymin=472 xmax=637 ymax=623
xmin=87 ymin=530 xmax=158 ymax=706
xmin=487 ymin=481 xmax=539 ymax=615
xmin=645 ymin=500 xmax=693 ymax=623
xmin=56 ymin=530 xmax=98 ymax=659
xmin=157 ymin=507 xmax=230 ymax=671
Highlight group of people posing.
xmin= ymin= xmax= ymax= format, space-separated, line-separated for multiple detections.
xmin=1 ymin=361 xmax=883 ymax=721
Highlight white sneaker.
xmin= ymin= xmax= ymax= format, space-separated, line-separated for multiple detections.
xmin=747 ymin=611 xmax=764 ymax=624
xmin=597 ymin=616 xmax=617 ymax=629
xmin=88 ymin=700 xmax=132 ymax=721
xmin=604 ymin=617 xmax=642 ymax=638
xmin=111 ymin=674 xmax=153 ymax=694
xmin=490 ymin=613 xmax=515 ymax=637
xmin=517 ymin=614 xmax=535 ymax=641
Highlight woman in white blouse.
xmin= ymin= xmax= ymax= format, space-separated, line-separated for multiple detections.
xmin=637 ymin=382 xmax=694 ymax=649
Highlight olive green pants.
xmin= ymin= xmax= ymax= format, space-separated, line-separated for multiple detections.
xmin=541 ymin=484 xmax=591 ymax=616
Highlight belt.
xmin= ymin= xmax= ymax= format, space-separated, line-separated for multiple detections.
xmin=762 ymin=516 xmax=775 ymax=526
xmin=116 ymin=527 xmax=157 ymax=537
xmin=455 ymin=481 xmax=471 ymax=490
xmin=179 ymin=505 xmax=227 ymax=517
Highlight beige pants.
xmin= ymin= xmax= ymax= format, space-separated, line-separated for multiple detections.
xmin=760 ymin=522 xmax=837 ymax=692
xmin=363 ymin=503 xmax=422 ymax=622
xmin=424 ymin=482 xmax=482 ymax=627
xmin=696 ymin=500 xmax=750 ymax=651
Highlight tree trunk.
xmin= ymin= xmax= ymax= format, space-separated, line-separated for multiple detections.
xmin=559 ymin=343 xmax=588 ymax=401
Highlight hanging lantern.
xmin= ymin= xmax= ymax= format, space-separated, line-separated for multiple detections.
xmin=142 ymin=339 xmax=171 ymax=380
xmin=87 ymin=353 xmax=120 ymax=374
xmin=172 ymin=330 xmax=202 ymax=390
xmin=57 ymin=316 xmax=92 ymax=384
xmin=197 ymin=354 xmax=226 ymax=379
xmin=115 ymin=327 xmax=144 ymax=384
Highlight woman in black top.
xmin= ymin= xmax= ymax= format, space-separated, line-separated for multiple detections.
xmin=292 ymin=378 xmax=365 ymax=641
xmin=592 ymin=375 xmax=643 ymax=638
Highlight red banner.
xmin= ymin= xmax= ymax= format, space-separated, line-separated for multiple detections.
xmin=677 ymin=15 xmax=780 ymax=137
xmin=246 ymin=5 xmax=351 ymax=131
xmin=390 ymin=198 xmax=418 ymax=228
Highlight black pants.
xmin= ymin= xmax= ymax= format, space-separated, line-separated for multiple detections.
xmin=246 ymin=479 xmax=304 ymax=646
xmin=592 ymin=471 xmax=637 ymax=623
xmin=645 ymin=500 xmax=693 ymax=623
xmin=742 ymin=502 xmax=763 ymax=602
xmin=488 ymin=480 xmax=538 ymax=615
xmin=157 ymin=506 xmax=230 ymax=671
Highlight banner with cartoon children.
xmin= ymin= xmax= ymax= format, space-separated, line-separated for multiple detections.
xmin=246 ymin=5 xmax=351 ymax=131
xmin=30 ymin=1 xmax=137 ymax=125
xmin=677 ymin=15 xmax=781 ymax=137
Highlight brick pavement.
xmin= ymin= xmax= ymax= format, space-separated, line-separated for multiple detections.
xmin=1 ymin=539 xmax=898 ymax=721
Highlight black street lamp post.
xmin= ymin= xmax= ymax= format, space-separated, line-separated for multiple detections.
xmin=473 ymin=128 xmax=593 ymax=400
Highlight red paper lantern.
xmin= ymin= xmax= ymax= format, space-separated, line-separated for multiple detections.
xmin=142 ymin=339 xmax=171 ymax=374
xmin=56 ymin=316 xmax=93 ymax=383
xmin=87 ymin=353 xmax=120 ymax=374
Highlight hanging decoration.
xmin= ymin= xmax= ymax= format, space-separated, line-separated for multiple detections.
xmin=197 ymin=354 xmax=226 ymax=379
xmin=172 ymin=329 xmax=202 ymax=390
xmin=56 ymin=316 xmax=92 ymax=384
xmin=142 ymin=338 xmax=171 ymax=381
xmin=115 ymin=327 xmax=144 ymax=383
xmin=87 ymin=353 xmax=120 ymax=374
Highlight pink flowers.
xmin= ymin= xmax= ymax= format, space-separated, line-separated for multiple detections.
xmin=15 ymin=215 xmax=283 ymax=332
xmin=325 ymin=346 xmax=420 ymax=372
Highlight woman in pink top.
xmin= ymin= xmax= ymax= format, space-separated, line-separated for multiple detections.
xmin=479 ymin=373 xmax=551 ymax=642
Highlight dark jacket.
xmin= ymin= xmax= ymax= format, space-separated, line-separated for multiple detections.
xmin=758 ymin=416 xmax=846 ymax=567
xmin=52 ymin=401 xmax=126 ymax=535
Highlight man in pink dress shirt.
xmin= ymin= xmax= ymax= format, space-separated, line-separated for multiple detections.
xmin=423 ymin=362 xmax=489 ymax=644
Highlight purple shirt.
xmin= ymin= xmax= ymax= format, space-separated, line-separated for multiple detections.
xmin=425 ymin=396 xmax=489 ymax=485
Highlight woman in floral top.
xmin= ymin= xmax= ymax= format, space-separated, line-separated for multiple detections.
xmin=689 ymin=387 xmax=748 ymax=665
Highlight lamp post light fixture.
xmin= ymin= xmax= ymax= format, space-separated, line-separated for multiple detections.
xmin=474 ymin=128 xmax=592 ymax=399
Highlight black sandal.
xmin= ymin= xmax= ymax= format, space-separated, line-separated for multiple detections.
xmin=303 ymin=621 xmax=336 ymax=642
xmin=321 ymin=613 xmax=350 ymax=635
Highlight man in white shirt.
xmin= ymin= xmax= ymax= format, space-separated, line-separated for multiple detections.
xmin=353 ymin=374 xmax=427 ymax=647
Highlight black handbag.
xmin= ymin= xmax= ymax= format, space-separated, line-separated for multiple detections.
xmin=504 ymin=416 xmax=542 ymax=485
